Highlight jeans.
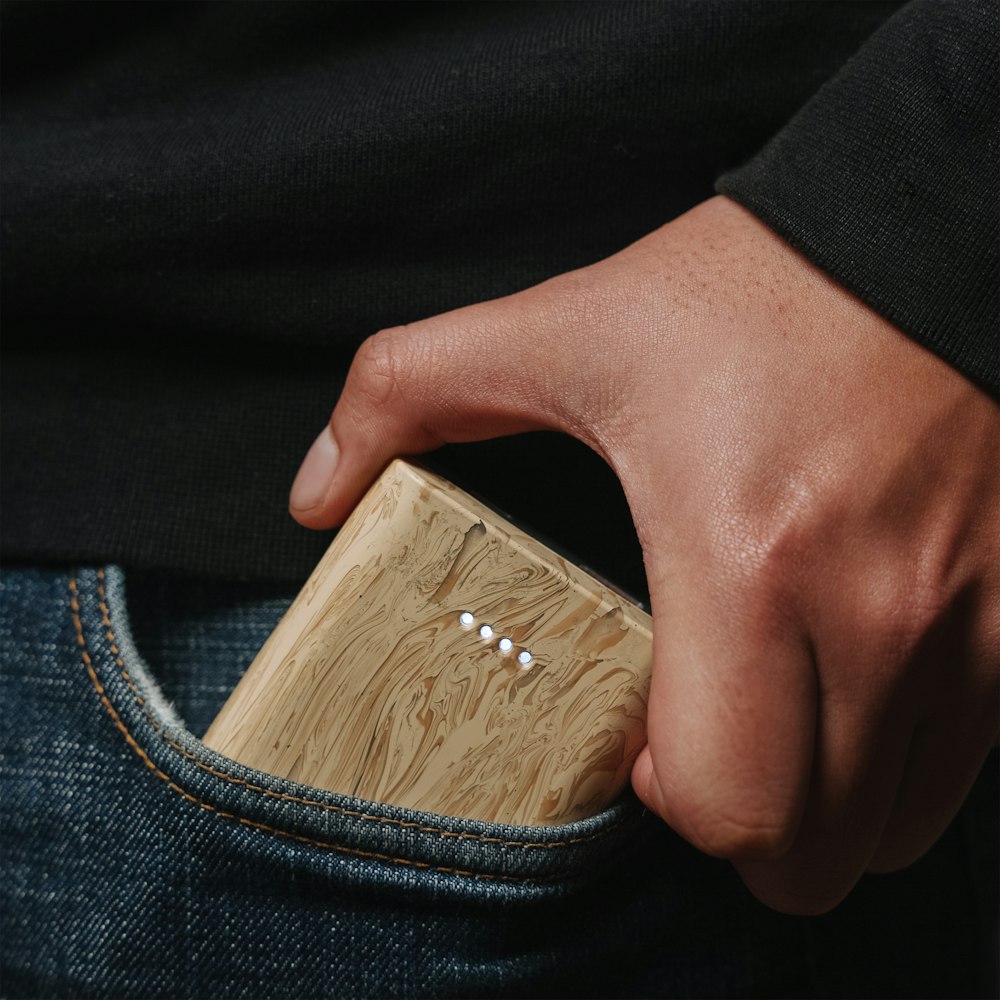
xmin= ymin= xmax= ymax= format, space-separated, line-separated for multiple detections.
xmin=2 ymin=565 xmax=995 ymax=998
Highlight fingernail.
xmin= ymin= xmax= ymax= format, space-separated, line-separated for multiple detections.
xmin=631 ymin=748 xmax=662 ymax=812
xmin=632 ymin=749 xmax=653 ymax=798
xmin=290 ymin=426 xmax=340 ymax=512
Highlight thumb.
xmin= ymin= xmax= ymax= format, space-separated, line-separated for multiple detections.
xmin=289 ymin=276 xmax=618 ymax=528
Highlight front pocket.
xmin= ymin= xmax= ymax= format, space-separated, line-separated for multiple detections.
xmin=72 ymin=565 xmax=652 ymax=895
xmin=5 ymin=564 xmax=747 ymax=999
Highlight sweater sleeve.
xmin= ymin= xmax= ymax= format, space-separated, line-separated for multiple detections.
xmin=715 ymin=0 xmax=998 ymax=398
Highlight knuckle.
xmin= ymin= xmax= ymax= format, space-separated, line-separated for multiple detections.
xmin=896 ymin=577 xmax=950 ymax=647
xmin=697 ymin=514 xmax=807 ymax=641
xmin=712 ymin=502 xmax=811 ymax=600
xmin=349 ymin=327 xmax=417 ymax=409
xmin=858 ymin=567 xmax=949 ymax=661
xmin=749 ymin=526 xmax=803 ymax=595
xmin=685 ymin=800 xmax=798 ymax=862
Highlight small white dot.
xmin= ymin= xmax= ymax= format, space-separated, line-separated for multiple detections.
xmin=518 ymin=650 xmax=532 ymax=666
xmin=498 ymin=637 xmax=513 ymax=653
xmin=459 ymin=612 xmax=474 ymax=626
xmin=479 ymin=624 xmax=494 ymax=639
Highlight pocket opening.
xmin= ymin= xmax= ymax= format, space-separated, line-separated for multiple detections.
xmin=69 ymin=565 xmax=649 ymax=891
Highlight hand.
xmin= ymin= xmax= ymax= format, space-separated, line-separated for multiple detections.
xmin=289 ymin=195 xmax=999 ymax=914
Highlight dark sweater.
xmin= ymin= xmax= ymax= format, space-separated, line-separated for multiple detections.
xmin=2 ymin=0 xmax=997 ymax=584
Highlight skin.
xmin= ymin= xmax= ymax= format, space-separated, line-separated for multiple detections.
xmin=289 ymin=194 xmax=999 ymax=914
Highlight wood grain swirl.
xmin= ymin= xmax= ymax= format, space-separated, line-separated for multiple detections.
xmin=203 ymin=459 xmax=653 ymax=826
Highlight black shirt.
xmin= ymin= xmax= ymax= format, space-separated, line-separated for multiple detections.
xmin=2 ymin=0 xmax=997 ymax=583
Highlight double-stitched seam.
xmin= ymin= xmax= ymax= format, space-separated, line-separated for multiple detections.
xmin=90 ymin=568 xmax=617 ymax=851
xmin=74 ymin=570 xmax=630 ymax=875
xmin=70 ymin=574 xmax=546 ymax=883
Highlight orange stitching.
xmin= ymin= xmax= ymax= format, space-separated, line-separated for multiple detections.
xmin=95 ymin=574 xmax=158 ymax=727
xmin=72 ymin=576 xmax=540 ymax=884
xmin=92 ymin=567 xmax=621 ymax=851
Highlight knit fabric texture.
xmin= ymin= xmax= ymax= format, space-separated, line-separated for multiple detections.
xmin=2 ymin=0 xmax=995 ymax=581
xmin=717 ymin=0 xmax=999 ymax=396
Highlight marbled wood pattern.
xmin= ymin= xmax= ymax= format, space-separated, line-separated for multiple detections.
xmin=203 ymin=459 xmax=653 ymax=826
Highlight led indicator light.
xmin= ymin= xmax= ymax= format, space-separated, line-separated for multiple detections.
xmin=479 ymin=624 xmax=494 ymax=640
xmin=459 ymin=612 xmax=474 ymax=626
xmin=518 ymin=650 xmax=533 ymax=666
xmin=498 ymin=637 xmax=513 ymax=653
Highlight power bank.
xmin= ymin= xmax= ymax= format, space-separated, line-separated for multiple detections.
xmin=203 ymin=459 xmax=653 ymax=826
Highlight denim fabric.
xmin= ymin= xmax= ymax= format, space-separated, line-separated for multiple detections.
xmin=1 ymin=565 xmax=995 ymax=999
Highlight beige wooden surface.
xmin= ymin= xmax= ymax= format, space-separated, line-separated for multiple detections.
xmin=204 ymin=459 xmax=653 ymax=826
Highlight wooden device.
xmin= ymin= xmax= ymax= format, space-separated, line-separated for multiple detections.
xmin=203 ymin=459 xmax=653 ymax=826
